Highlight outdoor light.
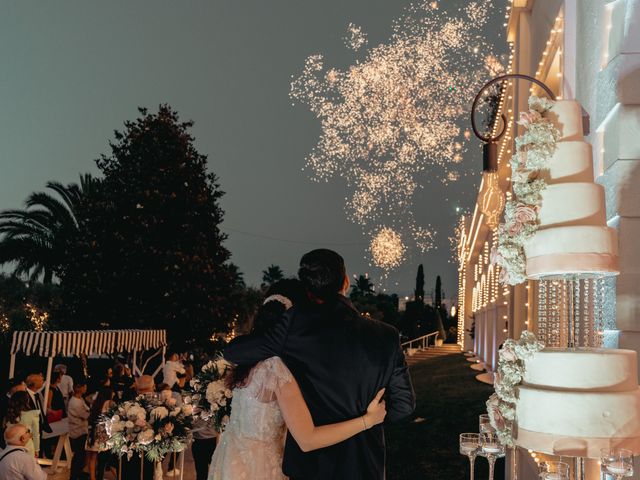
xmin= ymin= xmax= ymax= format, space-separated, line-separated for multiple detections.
xmin=470 ymin=74 xmax=555 ymax=230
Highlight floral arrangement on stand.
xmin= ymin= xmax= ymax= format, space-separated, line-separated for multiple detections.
xmin=103 ymin=393 xmax=194 ymax=462
xmin=486 ymin=331 xmax=545 ymax=446
xmin=492 ymin=95 xmax=560 ymax=285
xmin=190 ymin=357 xmax=233 ymax=432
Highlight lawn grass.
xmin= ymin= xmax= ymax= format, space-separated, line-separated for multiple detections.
xmin=386 ymin=354 xmax=506 ymax=480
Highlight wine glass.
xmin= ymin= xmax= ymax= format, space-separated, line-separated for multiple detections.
xmin=600 ymin=448 xmax=634 ymax=479
xmin=459 ymin=433 xmax=480 ymax=480
xmin=539 ymin=460 xmax=570 ymax=479
xmin=479 ymin=413 xmax=493 ymax=433
xmin=479 ymin=430 xmax=505 ymax=480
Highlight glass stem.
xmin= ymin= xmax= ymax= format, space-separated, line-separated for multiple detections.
xmin=488 ymin=455 xmax=496 ymax=480
xmin=468 ymin=454 xmax=476 ymax=480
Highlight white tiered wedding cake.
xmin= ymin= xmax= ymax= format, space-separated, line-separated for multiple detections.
xmin=515 ymin=348 xmax=640 ymax=457
xmin=524 ymin=100 xmax=619 ymax=278
xmin=512 ymin=100 xmax=640 ymax=459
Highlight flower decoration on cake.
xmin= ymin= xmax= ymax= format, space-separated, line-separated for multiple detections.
xmin=486 ymin=331 xmax=544 ymax=446
xmin=492 ymin=95 xmax=560 ymax=285
xmin=102 ymin=394 xmax=194 ymax=462
xmin=190 ymin=356 xmax=233 ymax=432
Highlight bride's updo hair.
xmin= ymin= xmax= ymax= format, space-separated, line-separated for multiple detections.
xmin=227 ymin=278 xmax=305 ymax=389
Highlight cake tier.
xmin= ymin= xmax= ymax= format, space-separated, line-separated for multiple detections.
xmin=543 ymin=141 xmax=594 ymax=184
xmin=523 ymin=349 xmax=638 ymax=392
xmin=544 ymin=100 xmax=584 ymax=141
xmin=515 ymin=386 xmax=640 ymax=457
xmin=525 ymin=226 xmax=619 ymax=278
xmin=538 ymin=183 xmax=606 ymax=228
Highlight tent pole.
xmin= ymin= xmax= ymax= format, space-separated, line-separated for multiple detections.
xmin=132 ymin=350 xmax=138 ymax=377
xmin=43 ymin=356 xmax=53 ymax=411
xmin=9 ymin=354 xmax=16 ymax=379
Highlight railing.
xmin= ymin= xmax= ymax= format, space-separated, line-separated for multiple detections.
xmin=401 ymin=331 xmax=440 ymax=351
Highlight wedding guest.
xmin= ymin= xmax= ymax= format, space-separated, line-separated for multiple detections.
xmin=24 ymin=373 xmax=51 ymax=439
xmin=112 ymin=364 xmax=134 ymax=401
xmin=1 ymin=379 xmax=27 ymax=448
xmin=123 ymin=377 xmax=154 ymax=480
xmin=0 ymin=424 xmax=47 ymax=480
xmin=86 ymin=387 xmax=114 ymax=480
xmin=4 ymin=391 xmax=40 ymax=457
xmin=190 ymin=415 xmax=217 ymax=480
xmin=53 ymin=364 xmax=74 ymax=408
xmin=135 ymin=375 xmax=155 ymax=396
xmin=46 ymin=371 xmax=66 ymax=423
xmin=162 ymin=352 xmax=185 ymax=389
xmin=67 ymin=381 xmax=89 ymax=480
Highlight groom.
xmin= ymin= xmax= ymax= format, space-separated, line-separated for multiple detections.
xmin=224 ymin=249 xmax=415 ymax=479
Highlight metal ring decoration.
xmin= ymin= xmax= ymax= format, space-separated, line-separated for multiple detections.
xmin=470 ymin=73 xmax=556 ymax=143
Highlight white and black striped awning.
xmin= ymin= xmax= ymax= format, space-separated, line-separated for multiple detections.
xmin=10 ymin=329 xmax=167 ymax=357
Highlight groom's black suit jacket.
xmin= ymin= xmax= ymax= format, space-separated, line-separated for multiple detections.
xmin=224 ymin=295 xmax=415 ymax=480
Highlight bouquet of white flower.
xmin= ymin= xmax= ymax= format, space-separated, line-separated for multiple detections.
xmin=102 ymin=393 xmax=194 ymax=462
xmin=190 ymin=357 xmax=233 ymax=432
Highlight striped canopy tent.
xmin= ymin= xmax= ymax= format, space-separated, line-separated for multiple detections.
xmin=9 ymin=329 xmax=167 ymax=404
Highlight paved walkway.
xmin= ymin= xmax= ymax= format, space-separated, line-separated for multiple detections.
xmin=385 ymin=351 xmax=505 ymax=479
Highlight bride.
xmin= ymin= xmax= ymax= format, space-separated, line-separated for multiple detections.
xmin=208 ymin=279 xmax=387 ymax=480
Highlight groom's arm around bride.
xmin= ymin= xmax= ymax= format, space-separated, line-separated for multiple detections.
xmin=225 ymin=249 xmax=415 ymax=480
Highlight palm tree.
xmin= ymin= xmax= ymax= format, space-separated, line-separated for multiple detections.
xmin=351 ymin=274 xmax=374 ymax=298
xmin=261 ymin=264 xmax=284 ymax=288
xmin=0 ymin=174 xmax=98 ymax=284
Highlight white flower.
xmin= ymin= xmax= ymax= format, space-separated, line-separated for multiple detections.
xmin=206 ymin=380 xmax=226 ymax=405
xmin=137 ymin=429 xmax=155 ymax=445
xmin=125 ymin=421 xmax=134 ymax=429
xmin=224 ymin=389 xmax=233 ymax=399
xmin=171 ymin=407 xmax=181 ymax=417
xmin=181 ymin=404 xmax=194 ymax=416
xmin=150 ymin=406 xmax=169 ymax=420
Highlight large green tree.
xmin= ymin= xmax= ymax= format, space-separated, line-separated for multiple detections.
xmin=0 ymin=175 xmax=98 ymax=283
xmin=59 ymin=106 xmax=234 ymax=348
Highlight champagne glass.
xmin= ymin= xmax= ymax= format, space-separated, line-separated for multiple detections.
xmin=539 ymin=461 xmax=570 ymax=480
xmin=459 ymin=433 xmax=480 ymax=480
xmin=600 ymin=448 xmax=634 ymax=479
xmin=479 ymin=430 xmax=505 ymax=480
xmin=479 ymin=413 xmax=493 ymax=433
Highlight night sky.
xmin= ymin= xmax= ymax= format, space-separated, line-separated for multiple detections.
xmin=0 ymin=1 xmax=505 ymax=298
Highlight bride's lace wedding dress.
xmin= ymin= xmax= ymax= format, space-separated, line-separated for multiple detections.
xmin=208 ymin=356 xmax=293 ymax=480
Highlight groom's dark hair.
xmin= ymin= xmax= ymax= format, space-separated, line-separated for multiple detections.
xmin=298 ymin=249 xmax=346 ymax=301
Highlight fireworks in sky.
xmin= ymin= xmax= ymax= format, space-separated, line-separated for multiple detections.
xmin=291 ymin=0 xmax=502 ymax=271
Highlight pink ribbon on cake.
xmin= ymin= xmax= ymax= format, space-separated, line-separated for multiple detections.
xmin=526 ymin=253 xmax=618 ymax=277
xmin=516 ymin=428 xmax=640 ymax=458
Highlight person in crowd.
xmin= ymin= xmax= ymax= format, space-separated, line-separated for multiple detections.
xmin=0 ymin=424 xmax=47 ymax=480
xmin=68 ymin=380 xmax=89 ymax=480
xmin=135 ymin=375 xmax=155 ymax=396
xmin=162 ymin=352 xmax=186 ymax=389
xmin=112 ymin=363 xmax=135 ymax=401
xmin=1 ymin=379 xmax=27 ymax=448
xmin=53 ymin=364 xmax=74 ymax=408
xmin=4 ymin=391 xmax=40 ymax=457
xmin=25 ymin=373 xmax=51 ymax=438
xmin=191 ymin=414 xmax=217 ymax=480
xmin=122 ymin=377 xmax=155 ymax=480
xmin=46 ymin=371 xmax=66 ymax=424
xmin=86 ymin=386 xmax=115 ymax=480
xmin=172 ymin=372 xmax=187 ymax=393
xmin=101 ymin=367 xmax=113 ymax=388
xmin=183 ymin=361 xmax=195 ymax=384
